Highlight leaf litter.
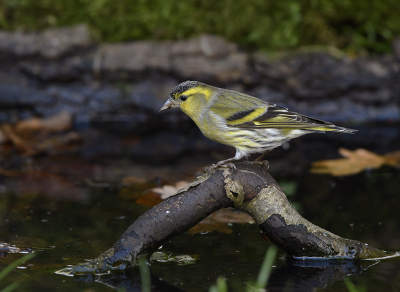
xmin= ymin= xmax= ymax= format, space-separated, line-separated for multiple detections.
xmin=0 ymin=111 xmax=82 ymax=158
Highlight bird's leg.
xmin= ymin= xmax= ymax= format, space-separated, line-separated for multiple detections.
xmin=253 ymin=150 xmax=269 ymax=168
xmin=204 ymin=157 xmax=238 ymax=173
xmin=255 ymin=150 xmax=269 ymax=162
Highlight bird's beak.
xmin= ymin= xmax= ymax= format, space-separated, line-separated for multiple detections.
xmin=159 ymin=98 xmax=179 ymax=112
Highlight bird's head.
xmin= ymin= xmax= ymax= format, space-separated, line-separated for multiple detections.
xmin=160 ymin=81 xmax=213 ymax=118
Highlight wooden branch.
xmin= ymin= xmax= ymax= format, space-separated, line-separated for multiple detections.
xmin=58 ymin=162 xmax=396 ymax=274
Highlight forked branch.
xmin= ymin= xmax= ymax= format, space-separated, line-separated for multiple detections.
xmin=58 ymin=162 xmax=395 ymax=274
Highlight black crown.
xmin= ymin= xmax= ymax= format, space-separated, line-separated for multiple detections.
xmin=170 ymin=81 xmax=199 ymax=98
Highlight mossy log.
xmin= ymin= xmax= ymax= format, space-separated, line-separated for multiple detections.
xmin=58 ymin=162 xmax=395 ymax=274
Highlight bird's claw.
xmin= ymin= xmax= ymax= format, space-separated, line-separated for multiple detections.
xmin=221 ymin=163 xmax=237 ymax=172
xmin=253 ymin=159 xmax=269 ymax=170
xmin=205 ymin=162 xmax=237 ymax=174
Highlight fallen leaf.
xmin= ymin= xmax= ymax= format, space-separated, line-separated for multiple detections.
xmin=0 ymin=111 xmax=80 ymax=157
xmin=151 ymin=181 xmax=190 ymax=199
xmin=311 ymin=148 xmax=400 ymax=176
xmin=135 ymin=192 xmax=163 ymax=207
xmin=15 ymin=111 xmax=72 ymax=134
xmin=1 ymin=124 xmax=31 ymax=148
xmin=189 ymin=208 xmax=254 ymax=234
xmin=14 ymin=117 xmax=42 ymax=135
xmin=383 ymin=151 xmax=400 ymax=167
xmin=135 ymin=181 xmax=187 ymax=207
xmin=210 ymin=208 xmax=255 ymax=224
xmin=34 ymin=132 xmax=82 ymax=153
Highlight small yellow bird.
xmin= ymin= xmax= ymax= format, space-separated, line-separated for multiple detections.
xmin=160 ymin=81 xmax=356 ymax=170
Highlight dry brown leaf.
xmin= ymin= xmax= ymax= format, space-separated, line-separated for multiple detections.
xmin=14 ymin=117 xmax=42 ymax=134
xmin=189 ymin=208 xmax=254 ymax=234
xmin=383 ymin=151 xmax=400 ymax=167
xmin=0 ymin=112 xmax=80 ymax=157
xmin=15 ymin=111 xmax=72 ymax=134
xmin=135 ymin=192 xmax=163 ymax=207
xmin=210 ymin=208 xmax=255 ymax=224
xmin=1 ymin=124 xmax=31 ymax=148
xmin=34 ymin=132 xmax=82 ymax=153
xmin=311 ymin=148 xmax=400 ymax=176
xmin=151 ymin=181 xmax=190 ymax=199
xmin=135 ymin=181 xmax=189 ymax=207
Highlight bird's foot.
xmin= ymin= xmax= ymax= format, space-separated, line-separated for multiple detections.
xmin=253 ymin=159 xmax=269 ymax=170
xmin=221 ymin=163 xmax=237 ymax=171
xmin=205 ymin=162 xmax=237 ymax=174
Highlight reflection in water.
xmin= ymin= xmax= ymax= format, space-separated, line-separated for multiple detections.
xmin=73 ymin=267 xmax=185 ymax=292
xmin=267 ymin=258 xmax=378 ymax=291
xmin=67 ymin=258 xmax=379 ymax=292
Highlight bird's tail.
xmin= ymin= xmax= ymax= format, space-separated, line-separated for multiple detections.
xmin=310 ymin=125 xmax=357 ymax=134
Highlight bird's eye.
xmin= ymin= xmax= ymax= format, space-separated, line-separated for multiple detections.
xmin=180 ymin=95 xmax=188 ymax=101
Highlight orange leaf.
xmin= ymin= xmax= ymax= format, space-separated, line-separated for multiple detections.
xmin=311 ymin=148 xmax=398 ymax=176
xmin=135 ymin=192 xmax=163 ymax=207
xmin=188 ymin=208 xmax=254 ymax=234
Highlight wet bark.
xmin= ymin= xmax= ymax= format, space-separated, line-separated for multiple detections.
xmin=58 ymin=162 xmax=395 ymax=275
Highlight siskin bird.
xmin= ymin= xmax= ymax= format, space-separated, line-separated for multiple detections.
xmin=160 ymin=81 xmax=356 ymax=170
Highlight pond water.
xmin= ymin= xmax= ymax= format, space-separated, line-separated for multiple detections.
xmin=1 ymin=127 xmax=400 ymax=291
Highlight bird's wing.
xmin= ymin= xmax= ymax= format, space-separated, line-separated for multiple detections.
xmin=212 ymin=91 xmax=355 ymax=133
xmin=229 ymin=106 xmax=334 ymax=129
xmin=211 ymin=90 xmax=326 ymax=129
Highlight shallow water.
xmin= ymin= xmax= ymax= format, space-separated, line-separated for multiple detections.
xmin=1 ymin=133 xmax=400 ymax=291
